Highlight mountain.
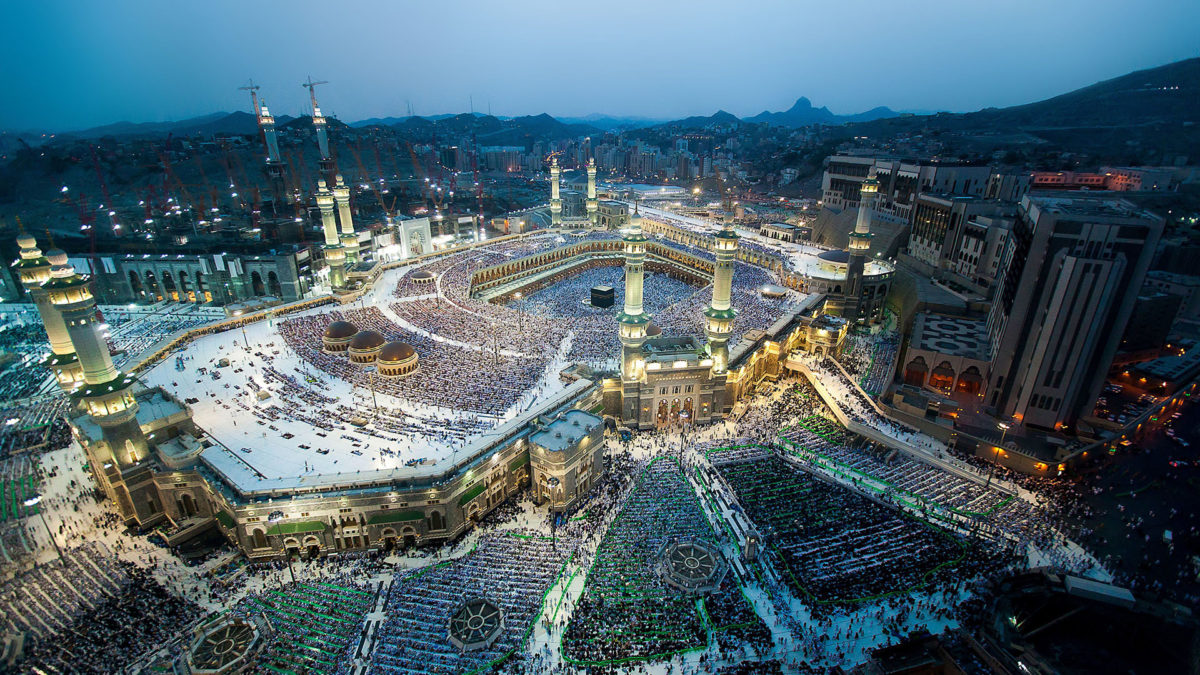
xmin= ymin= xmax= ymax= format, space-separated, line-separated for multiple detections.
xmin=388 ymin=112 xmax=600 ymax=144
xmin=834 ymin=57 xmax=1200 ymax=160
xmin=745 ymin=97 xmax=898 ymax=127
xmin=655 ymin=110 xmax=743 ymax=130
xmin=558 ymin=114 xmax=664 ymax=131
xmin=960 ymin=57 xmax=1199 ymax=128
xmin=280 ymin=115 xmax=353 ymax=133
xmin=351 ymin=112 xmax=498 ymax=128
xmin=58 ymin=111 xmax=294 ymax=140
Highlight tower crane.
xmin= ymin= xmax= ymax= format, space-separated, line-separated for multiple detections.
xmin=301 ymin=77 xmax=328 ymax=115
xmin=90 ymin=146 xmax=121 ymax=236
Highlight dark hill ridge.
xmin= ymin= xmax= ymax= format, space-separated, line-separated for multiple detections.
xmin=389 ymin=112 xmax=601 ymax=144
xmin=832 ymin=57 xmax=1200 ymax=160
xmin=61 ymin=111 xmax=295 ymax=140
xmin=966 ymin=57 xmax=1199 ymax=128
xmin=745 ymin=97 xmax=898 ymax=127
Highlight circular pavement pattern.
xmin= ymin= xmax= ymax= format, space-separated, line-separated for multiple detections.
xmin=660 ymin=538 xmax=725 ymax=594
xmin=448 ymin=599 xmax=505 ymax=652
xmin=189 ymin=619 xmax=258 ymax=673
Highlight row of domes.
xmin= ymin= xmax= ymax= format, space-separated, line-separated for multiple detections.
xmin=322 ymin=321 xmax=416 ymax=364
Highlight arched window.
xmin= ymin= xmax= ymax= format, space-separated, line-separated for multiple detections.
xmin=428 ymin=510 xmax=445 ymax=531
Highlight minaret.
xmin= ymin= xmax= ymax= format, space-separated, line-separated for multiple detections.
xmin=704 ymin=221 xmax=739 ymax=374
xmin=42 ymin=249 xmax=147 ymax=467
xmin=317 ymin=179 xmax=347 ymax=290
xmin=333 ymin=175 xmax=359 ymax=265
xmin=586 ymin=158 xmax=598 ymax=227
xmin=549 ymin=156 xmax=562 ymax=227
xmin=304 ymin=78 xmax=337 ymax=187
xmin=313 ymin=105 xmax=336 ymax=187
xmin=11 ymin=231 xmax=82 ymax=390
xmin=259 ymin=101 xmax=288 ymax=213
xmin=844 ymin=177 xmax=878 ymax=323
xmin=618 ymin=204 xmax=650 ymax=383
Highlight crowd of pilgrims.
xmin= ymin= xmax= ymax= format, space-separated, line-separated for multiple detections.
xmin=0 ymin=321 xmax=57 ymax=400
xmin=280 ymin=305 xmax=550 ymax=419
xmin=838 ymin=331 xmax=900 ymax=396
xmin=194 ymin=327 xmax=499 ymax=466
xmin=388 ymin=232 xmax=794 ymax=370
xmin=3 ymin=542 xmax=203 ymax=674
xmin=795 ymin=353 xmax=948 ymax=454
xmin=561 ymin=456 xmax=773 ymax=665
xmin=104 ymin=305 xmax=223 ymax=367
xmin=373 ymin=529 xmax=575 ymax=674
xmin=0 ymin=398 xmax=72 ymax=458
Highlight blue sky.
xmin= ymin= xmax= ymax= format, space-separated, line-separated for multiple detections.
xmin=1 ymin=0 xmax=1197 ymax=131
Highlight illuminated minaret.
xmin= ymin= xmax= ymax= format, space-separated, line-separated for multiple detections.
xmin=704 ymin=221 xmax=739 ymax=374
xmin=844 ymin=177 xmax=878 ymax=323
xmin=11 ymin=232 xmax=82 ymax=390
xmin=333 ymin=174 xmax=359 ymax=265
xmin=618 ymin=205 xmax=650 ymax=383
xmin=549 ymin=156 xmax=562 ymax=227
xmin=586 ymin=157 xmax=598 ymax=227
xmin=42 ymin=249 xmax=147 ymax=468
xmin=258 ymin=100 xmax=288 ymax=212
xmin=304 ymin=77 xmax=337 ymax=187
xmin=317 ymin=179 xmax=347 ymax=290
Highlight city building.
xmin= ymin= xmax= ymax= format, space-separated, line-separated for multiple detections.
xmin=984 ymin=195 xmax=1164 ymax=430
xmin=907 ymin=195 xmax=1016 ymax=272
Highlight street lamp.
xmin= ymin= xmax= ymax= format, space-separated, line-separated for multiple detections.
xmin=363 ymin=365 xmax=379 ymax=415
xmin=513 ymin=292 xmax=524 ymax=345
xmin=986 ymin=422 xmax=1010 ymax=488
xmin=23 ymin=494 xmax=64 ymax=562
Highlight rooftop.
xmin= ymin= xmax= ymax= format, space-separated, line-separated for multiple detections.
xmin=528 ymin=410 xmax=602 ymax=453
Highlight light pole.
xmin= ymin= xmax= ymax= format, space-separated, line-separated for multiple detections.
xmin=363 ymin=365 xmax=379 ymax=415
xmin=24 ymin=495 xmax=64 ymax=562
xmin=513 ymin=292 xmax=524 ymax=349
xmin=986 ymin=422 xmax=1010 ymax=488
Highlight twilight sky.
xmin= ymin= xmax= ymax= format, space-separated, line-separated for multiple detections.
xmin=2 ymin=0 xmax=1197 ymax=131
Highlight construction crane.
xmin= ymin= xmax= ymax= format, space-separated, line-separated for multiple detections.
xmin=471 ymin=134 xmax=484 ymax=221
xmin=90 ymin=146 xmax=121 ymax=236
xmin=301 ymin=76 xmax=328 ymax=114
xmin=347 ymin=143 xmax=396 ymax=220
xmin=239 ymin=80 xmax=262 ymax=121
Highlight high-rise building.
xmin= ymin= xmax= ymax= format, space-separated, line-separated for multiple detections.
xmin=984 ymin=195 xmax=1164 ymax=430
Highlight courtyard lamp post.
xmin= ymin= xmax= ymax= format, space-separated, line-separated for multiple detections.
xmin=363 ymin=365 xmax=379 ymax=416
xmin=986 ymin=422 xmax=1010 ymax=489
xmin=23 ymin=494 xmax=64 ymax=562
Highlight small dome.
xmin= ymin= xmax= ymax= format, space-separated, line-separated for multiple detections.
xmin=47 ymin=249 xmax=69 ymax=266
xmin=412 ymin=270 xmax=435 ymax=281
xmin=324 ymin=320 xmax=358 ymax=340
xmin=646 ymin=323 xmax=663 ymax=337
xmin=17 ymin=234 xmax=36 ymax=249
xmin=349 ymin=330 xmax=385 ymax=351
xmin=817 ymin=249 xmax=850 ymax=264
xmin=378 ymin=341 xmax=416 ymax=363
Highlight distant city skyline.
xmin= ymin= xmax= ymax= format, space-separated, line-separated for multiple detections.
xmin=1 ymin=0 xmax=1197 ymax=131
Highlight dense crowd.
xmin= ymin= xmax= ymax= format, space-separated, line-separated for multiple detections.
xmin=4 ymin=542 xmax=203 ymax=674
xmin=372 ymin=530 xmax=575 ymax=674
xmin=839 ymin=331 xmax=900 ymax=396
xmin=0 ymin=398 xmax=72 ymax=458
xmin=562 ymin=457 xmax=770 ymax=665
xmin=0 ymin=321 xmax=55 ymax=401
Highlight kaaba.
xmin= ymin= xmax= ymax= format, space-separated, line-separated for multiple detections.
xmin=591 ymin=285 xmax=615 ymax=308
